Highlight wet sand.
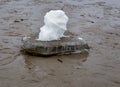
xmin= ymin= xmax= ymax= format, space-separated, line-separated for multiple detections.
xmin=0 ymin=0 xmax=120 ymax=87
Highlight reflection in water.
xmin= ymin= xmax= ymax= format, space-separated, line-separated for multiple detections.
xmin=22 ymin=51 xmax=89 ymax=82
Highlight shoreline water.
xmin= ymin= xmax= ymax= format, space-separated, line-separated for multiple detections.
xmin=0 ymin=0 xmax=120 ymax=87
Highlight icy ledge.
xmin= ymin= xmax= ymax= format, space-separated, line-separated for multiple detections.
xmin=21 ymin=31 xmax=89 ymax=56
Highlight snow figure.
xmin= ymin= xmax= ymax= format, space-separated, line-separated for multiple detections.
xmin=37 ymin=10 xmax=69 ymax=41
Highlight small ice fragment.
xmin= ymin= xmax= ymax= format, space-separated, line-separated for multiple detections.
xmin=22 ymin=35 xmax=30 ymax=41
xmin=78 ymin=37 xmax=83 ymax=40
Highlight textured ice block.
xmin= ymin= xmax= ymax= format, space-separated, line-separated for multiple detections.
xmin=21 ymin=32 xmax=89 ymax=56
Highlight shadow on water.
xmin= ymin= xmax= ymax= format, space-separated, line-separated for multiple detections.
xmin=22 ymin=50 xmax=89 ymax=60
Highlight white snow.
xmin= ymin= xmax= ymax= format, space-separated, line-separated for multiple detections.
xmin=78 ymin=37 xmax=83 ymax=40
xmin=37 ymin=10 xmax=69 ymax=41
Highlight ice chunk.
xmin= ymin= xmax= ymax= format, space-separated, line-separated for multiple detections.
xmin=37 ymin=10 xmax=69 ymax=41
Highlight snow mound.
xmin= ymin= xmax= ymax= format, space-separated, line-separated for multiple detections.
xmin=37 ymin=10 xmax=69 ymax=41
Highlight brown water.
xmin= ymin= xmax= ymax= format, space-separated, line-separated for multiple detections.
xmin=0 ymin=0 xmax=120 ymax=87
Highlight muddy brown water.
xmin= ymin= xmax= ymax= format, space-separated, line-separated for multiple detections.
xmin=0 ymin=0 xmax=120 ymax=87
